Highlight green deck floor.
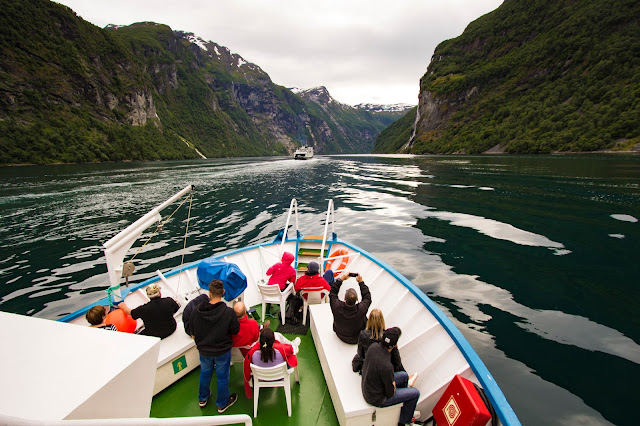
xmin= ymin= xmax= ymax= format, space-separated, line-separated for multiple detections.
xmin=150 ymin=305 xmax=339 ymax=425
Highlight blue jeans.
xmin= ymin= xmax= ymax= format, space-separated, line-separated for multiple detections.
xmin=323 ymin=270 xmax=335 ymax=286
xmin=380 ymin=371 xmax=420 ymax=424
xmin=199 ymin=350 xmax=231 ymax=408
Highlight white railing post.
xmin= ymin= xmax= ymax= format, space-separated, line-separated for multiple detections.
xmin=280 ymin=199 xmax=298 ymax=256
xmin=320 ymin=200 xmax=335 ymax=266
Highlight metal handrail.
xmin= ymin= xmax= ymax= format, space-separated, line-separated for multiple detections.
xmin=319 ymin=200 xmax=335 ymax=266
xmin=280 ymin=198 xmax=299 ymax=255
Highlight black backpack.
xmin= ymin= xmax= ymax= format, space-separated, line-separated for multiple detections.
xmin=285 ymin=294 xmax=304 ymax=324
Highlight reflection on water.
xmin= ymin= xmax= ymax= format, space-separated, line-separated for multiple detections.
xmin=1 ymin=154 xmax=639 ymax=425
xmin=611 ymin=214 xmax=638 ymax=222
xmin=421 ymin=209 xmax=569 ymax=254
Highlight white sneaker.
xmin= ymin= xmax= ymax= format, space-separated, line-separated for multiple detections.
xmin=408 ymin=373 xmax=418 ymax=388
xmin=292 ymin=337 xmax=301 ymax=354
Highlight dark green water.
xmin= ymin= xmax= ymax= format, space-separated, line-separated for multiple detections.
xmin=1 ymin=154 xmax=638 ymax=425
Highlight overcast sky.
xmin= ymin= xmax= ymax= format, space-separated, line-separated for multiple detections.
xmin=55 ymin=0 xmax=503 ymax=106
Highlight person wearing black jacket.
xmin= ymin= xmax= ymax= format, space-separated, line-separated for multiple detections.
xmin=191 ymin=280 xmax=240 ymax=412
xmin=352 ymin=309 xmax=405 ymax=373
xmin=361 ymin=328 xmax=419 ymax=426
xmin=329 ymin=272 xmax=372 ymax=344
xmin=182 ymin=293 xmax=209 ymax=336
xmin=118 ymin=283 xmax=179 ymax=339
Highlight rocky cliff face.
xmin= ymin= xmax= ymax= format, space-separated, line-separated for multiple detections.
xmin=293 ymin=86 xmax=406 ymax=153
xmin=408 ymin=85 xmax=478 ymax=151
xmin=0 ymin=0 xmax=406 ymax=164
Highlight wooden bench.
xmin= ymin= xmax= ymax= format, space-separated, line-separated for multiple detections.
xmin=309 ymin=303 xmax=402 ymax=426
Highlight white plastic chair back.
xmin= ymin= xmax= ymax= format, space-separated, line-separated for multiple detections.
xmin=256 ymin=282 xmax=294 ymax=324
xmin=250 ymin=362 xmax=294 ymax=417
xmin=300 ymin=287 xmax=328 ymax=326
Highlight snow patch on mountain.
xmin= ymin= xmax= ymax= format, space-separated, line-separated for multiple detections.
xmin=184 ymin=33 xmax=208 ymax=51
xmin=355 ymin=103 xmax=415 ymax=112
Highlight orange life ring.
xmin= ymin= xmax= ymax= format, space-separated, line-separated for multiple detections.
xmin=324 ymin=249 xmax=349 ymax=277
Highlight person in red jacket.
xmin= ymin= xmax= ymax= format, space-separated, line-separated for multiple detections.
xmin=243 ymin=329 xmax=298 ymax=398
xmin=294 ymin=261 xmax=331 ymax=300
xmin=266 ymin=251 xmax=297 ymax=291
xmin=232 ymin=302 xmax=269 ymax=356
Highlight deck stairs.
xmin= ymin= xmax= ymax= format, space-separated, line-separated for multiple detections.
xmin=295 ymin=235 xmax=329 ymax=277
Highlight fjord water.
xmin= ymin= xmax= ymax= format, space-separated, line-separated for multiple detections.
xmin=0 ymin=154 xmax=638 ymax=425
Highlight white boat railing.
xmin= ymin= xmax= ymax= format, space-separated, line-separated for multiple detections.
xmin=319 ymin=199 xmax=335 ymax=266
xmin=257 ymin=244 xmax=283 ymax=283
xmin=278 ymin=198 xmax=347 ymax=270
xmin=280 ymin=198 xmax=299 ymax=255
xmin=0 ymin=414 xmax=252 ymax=426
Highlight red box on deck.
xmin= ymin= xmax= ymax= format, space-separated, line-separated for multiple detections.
xmin=433 ymin=375 xmax=492 ymax=426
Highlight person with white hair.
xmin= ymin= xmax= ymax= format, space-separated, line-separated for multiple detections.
xmin=118 ymin=283 xmax=179 ymax=339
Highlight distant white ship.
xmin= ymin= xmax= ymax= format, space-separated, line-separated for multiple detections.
xmin=294 ymin=146 xmax=314 ymax=160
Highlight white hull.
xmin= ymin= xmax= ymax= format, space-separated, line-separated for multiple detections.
xmin=62 ymin=236 xmax=516 ymax=424
xmin=293 ymin=146 xmax=313 ymax=159
xmin=51 ymin=193 xmax=518 ymax=425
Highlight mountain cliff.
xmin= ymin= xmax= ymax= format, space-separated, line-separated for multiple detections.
xmin=292 ymin=87 xmax=411 ymax=153
xmin=374 ymin=0 xmax=640 ymax=154
xmin=0 ymin=0 xmax=406 ymax=165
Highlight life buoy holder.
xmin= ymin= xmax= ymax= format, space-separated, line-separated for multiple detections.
xmin=324 ymin=249 xmax=349 ymax=277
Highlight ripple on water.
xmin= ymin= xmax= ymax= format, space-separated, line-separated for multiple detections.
xmin=610 ymin=214 xmax=638 ymax=223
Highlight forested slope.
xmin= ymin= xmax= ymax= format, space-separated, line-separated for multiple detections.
xmin=0 ymin=0 xmax=406 ymax=165
xmin=374 ymin=0 xmax=640 ymax=154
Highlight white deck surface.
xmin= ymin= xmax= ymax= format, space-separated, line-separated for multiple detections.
xmin=0 ymin=311 xmax=160 ymax=421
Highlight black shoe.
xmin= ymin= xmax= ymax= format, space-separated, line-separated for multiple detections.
xmin=217 ymin=393 xmax=238 ymax=413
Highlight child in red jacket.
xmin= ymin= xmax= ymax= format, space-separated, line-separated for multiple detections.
xmin=266 ymin=251 xmax=297 ymax=290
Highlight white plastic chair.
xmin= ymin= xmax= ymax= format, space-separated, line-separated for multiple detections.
xmin=257 ymin=282 xmax=294 ymax=324
xmin=300 ymin=287 xmax=328 ymax=326
xmin=250 ymin=362 xmax=294 ymax=417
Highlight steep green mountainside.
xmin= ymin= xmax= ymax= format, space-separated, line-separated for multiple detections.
xmin=0 ymin=0 xmax=403 ymax=165
xmin=0 ymin=0 xmax=186 ymax=163
xmin=372 ymin=106 xmax=417 ymax=153
xmin=374 ymin=0 xmax=640 ymax=154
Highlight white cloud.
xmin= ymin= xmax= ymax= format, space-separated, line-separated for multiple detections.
xmin=56 ymin=0 xmax=503 ymax=105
